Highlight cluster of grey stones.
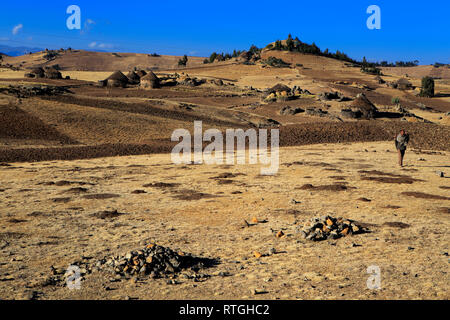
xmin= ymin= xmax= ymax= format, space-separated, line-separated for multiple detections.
xmin=94 ymin=243 xmax=214 ymax=279
xmin=299 ymin=216 xmax=368 ymax=241
xmin=52 ymin=243 xmax=216 ymax=286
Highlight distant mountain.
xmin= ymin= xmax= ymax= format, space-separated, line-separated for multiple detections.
xmin=0 ymin=45 xmax=43 ymax=57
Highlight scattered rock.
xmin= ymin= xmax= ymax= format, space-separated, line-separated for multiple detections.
xmin=306 ymin=108 xmax=328 ymax=117
xmin=318 ymin=91 xmax=347 ymax=101
xmin=252 ymin=288 xmax=268 ymax=295
xmin=253 ymin=251 xmax=263 ymax=259
xmin=276 ymin=231 xmax=285 ymax=238
xmin=279 ymin=105 xmax=304 ymax=115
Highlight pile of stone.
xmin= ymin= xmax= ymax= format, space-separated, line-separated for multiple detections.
xmin=318 ymin=91 xmax=349 ymax=102
xmin=176 ymin=73 xmax=205 ymax=87
xmin=292 ymin=85 xmax=312 ymax=95
xmin=299 ymin=216 xmax=368 ymax=241
xmin=306 ymin=107 xmax=328 ymax=117
xmin=64 ymin=243 xmax=217 ymax=282
xmin=279 ymin=105 xmax=304 ymax=115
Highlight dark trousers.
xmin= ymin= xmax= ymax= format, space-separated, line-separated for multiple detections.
xmin=397 ymin=148 xmax=406 ymax=166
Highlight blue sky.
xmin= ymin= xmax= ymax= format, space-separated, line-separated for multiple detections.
xmin=0 ymin=0 xmax=449 ymax=64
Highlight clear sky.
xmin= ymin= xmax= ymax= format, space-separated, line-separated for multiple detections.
xmin=0 ymin=0 xmax=449 ymax=64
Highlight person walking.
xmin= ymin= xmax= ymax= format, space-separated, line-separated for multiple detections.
xmin=395 ymin=129 xmax=410 ymax=167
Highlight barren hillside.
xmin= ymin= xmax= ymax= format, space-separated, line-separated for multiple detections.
xmin=2 ymin=50 xmax=206 ymax=72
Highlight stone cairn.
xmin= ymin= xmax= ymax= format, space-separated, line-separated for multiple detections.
xmin=56 ymin=243 xmax=217 ymax=284
xmin=299 ymin=215 xmax=368 ymax=241
xmin=97 ymin=243 xmax=215 ymax=278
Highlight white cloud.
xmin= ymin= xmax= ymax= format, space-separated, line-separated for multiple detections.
xmin=88 ymin=42 xmax=114 ymax=50
xmin=12 ymin=24 xmax=23 ymax=35
xmin=98 ymin=43 xmax=113 ymax=49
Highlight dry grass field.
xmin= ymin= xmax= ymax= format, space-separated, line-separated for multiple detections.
xmin=0 ymin=142 xmax=448 ymax=300
xmin=0 ymin=47 xmax=449 ymax=300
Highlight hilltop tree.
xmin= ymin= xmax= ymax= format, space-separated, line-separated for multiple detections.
xmin=215 ymin=53 xmax=224 ymax=62
xmin=209 ymin=52 xmax=217 ymax=63
xmin=249 ymin=45 xmax=260 ymax=54
xmin=286 ymin=34 xmax=294 ymax=51
xmin=178 ymin=54 xmax=188 ymax=66
xmin=362 ymin=56 xmax=368 ymax=67
xmin=274 ymin=40 xmax=282 ymax=51
xmin=420 ymin=76 xmax=435 ymax=97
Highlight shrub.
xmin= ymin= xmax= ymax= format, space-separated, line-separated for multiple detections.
xmin=286 ymin=34 xmax=294 ymax=51
xmin=420 ymin=76 xmax=434 ymax=97
xmin=209 ymin=52 xmax=217 ymax=63
xmin=248 ymin=45 xmax=260 ymax=54
xmin=361 ymin=65 xmax=381 ymax=75
xmin=274 ymin=40 xmax=283 ymax=51
xmin=263 ymin=56 xmax=290 ymax=68
xmin=178 ymin=55 xmax=188 ymax=66
xmin=43 ymin=50 xmax=59 ymax=61
xmin=391 ymin=97 xmax=400 ymax=105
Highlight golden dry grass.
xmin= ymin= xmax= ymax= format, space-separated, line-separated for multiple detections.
xmin=0 ymin=141 xmax=448 ymax=300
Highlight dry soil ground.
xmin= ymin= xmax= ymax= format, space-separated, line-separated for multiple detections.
xmin=0 ymin=50 xmax=449 ymax=300
xmin=0 ymin=142 xmax=448 ymax=300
